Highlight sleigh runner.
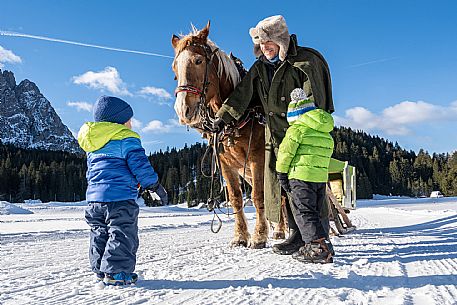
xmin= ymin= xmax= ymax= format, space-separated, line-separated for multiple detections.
xmin=327 ymin=158 xmax=357 ymax=235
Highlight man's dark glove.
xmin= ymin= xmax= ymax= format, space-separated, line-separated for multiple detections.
xmin=277 ymin=172 xmax=291 ymax=193
xmin=211 ymin=117 xmax=225 ymax=133
xmin=146 ymin=182 xmax=168 ymax=205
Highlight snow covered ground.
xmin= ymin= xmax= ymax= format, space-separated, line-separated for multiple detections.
xmin=1 ymin=197 xmax=457 ymax=305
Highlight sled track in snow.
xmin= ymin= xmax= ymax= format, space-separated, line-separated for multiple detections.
xmin=1 ymin=202 xmax=457 ymax=304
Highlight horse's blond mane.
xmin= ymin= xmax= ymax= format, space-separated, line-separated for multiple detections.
xmin=174 ymin=27 xmax=241 ymax=89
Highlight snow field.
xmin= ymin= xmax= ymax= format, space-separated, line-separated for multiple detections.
xmin=1 ymin=198 xmax=457 ymax=305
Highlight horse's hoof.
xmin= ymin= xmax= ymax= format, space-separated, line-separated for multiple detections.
xmin=248 ymin=241 xmax=266 ymax=249
xmin=231 ymin=240 xmax=248 ymax=247
xmin=272 ymin=232 xmax=286 ymax=240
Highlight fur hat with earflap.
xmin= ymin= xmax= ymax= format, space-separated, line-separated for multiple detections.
xmin=249 ymin=15 xmax=290 ymax=61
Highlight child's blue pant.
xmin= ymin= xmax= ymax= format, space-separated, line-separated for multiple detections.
xmin=85 ymin=200 xmax=139 ymax=274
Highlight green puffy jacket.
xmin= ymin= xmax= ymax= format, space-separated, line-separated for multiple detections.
xmin=276 ymin=109 xmax=334 ymax=183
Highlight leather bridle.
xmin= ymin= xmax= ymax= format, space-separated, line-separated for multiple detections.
xmin=174 ymin=42 xmax=219 ymax=132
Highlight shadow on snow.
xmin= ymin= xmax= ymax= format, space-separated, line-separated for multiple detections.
xmin=137 ymin=214 xmax=457 ymax=291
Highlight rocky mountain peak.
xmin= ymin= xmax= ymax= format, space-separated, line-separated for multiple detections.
xmin=17 ymin=79 xmax=39 ymax=92
xmin=1 ymin=70 xmax=16 ymax=90
xmin=0 ymin=69 xmax=82 ymax=154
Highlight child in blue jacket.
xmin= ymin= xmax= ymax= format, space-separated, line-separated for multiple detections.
xmin=78 ymin=96 xmax=167 ymax=286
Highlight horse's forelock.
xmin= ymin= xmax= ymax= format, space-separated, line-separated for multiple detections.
xmin=173 ymin=34 xmax=203 ymax=56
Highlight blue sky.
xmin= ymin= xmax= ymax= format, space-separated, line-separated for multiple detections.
xmin=1 ymin=0 xmax=456 ymax=154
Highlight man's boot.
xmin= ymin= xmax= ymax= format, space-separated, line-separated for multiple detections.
xmin=292 ymin=237 xmax=334 ymax=263
xmin=272 ymin=228 xmax=305 ymax=255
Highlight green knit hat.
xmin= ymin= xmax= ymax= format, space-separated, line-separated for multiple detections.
xmin=287 ymin=88 xmax=316 ymax=123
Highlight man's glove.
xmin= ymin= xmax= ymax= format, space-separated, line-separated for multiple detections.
xmin=211 ymin=117 xmax=225 ymax=133
xmin=277 ymin=172 xmax=291 ymax=193
xmin=146 ymin=182 xmax=168 ymax=205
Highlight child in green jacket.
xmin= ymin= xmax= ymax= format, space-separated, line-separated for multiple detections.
xmin=276 ymin=88 xmax=335 ymax=263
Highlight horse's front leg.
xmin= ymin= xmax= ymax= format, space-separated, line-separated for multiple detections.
xmin=221 ymin=165 xmax=250 ymax=247
xmin=248 ymin=160 xmax=268 ymax=249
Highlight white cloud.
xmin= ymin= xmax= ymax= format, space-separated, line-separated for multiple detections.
xmin=72 ymin=66 xmax=131 ymax=96
xmin=131 ymin=118 xmax=143 ymax=130
xmin=382 ymin=101 xmax=450 ymax=124
xmin=335 ymin=100 xmax=457 ymax=136
xmin=340 ymin=107 xmax=381 ymax=130
xmin=451 ymin=100 xmax=457 ymax=111
xmin=0 ymin=45 xmax=22 ymax=68
xmin=67 ymin=101 xmax=93 ymax=112
xmin=141 ymin=119 xmax=180 ymax=133
xmin=139 ymin=86 xmax=172 ymax=99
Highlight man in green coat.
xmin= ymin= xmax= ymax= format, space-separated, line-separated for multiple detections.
xmin=213 ymin=15 xmax=334 ymax=254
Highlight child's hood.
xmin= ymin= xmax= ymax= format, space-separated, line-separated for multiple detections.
xmin=295 ymin=109 xmax=334 ymax=133
xmin=77 ymin=122 xmax=140 ymax=152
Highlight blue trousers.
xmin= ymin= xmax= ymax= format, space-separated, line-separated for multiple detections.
xmin=84 ymin=200 xmax=139 ymax=274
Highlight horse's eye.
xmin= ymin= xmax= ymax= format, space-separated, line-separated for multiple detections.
xmin=195 ymin=58 xmax=203 ymax=65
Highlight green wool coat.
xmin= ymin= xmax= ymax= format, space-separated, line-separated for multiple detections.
xmin=276 ymin=109 xmax=334 ymax=183
xmin=216 ymin=35 xmax=334 ymax=222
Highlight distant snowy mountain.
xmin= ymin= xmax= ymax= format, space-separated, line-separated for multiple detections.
xmin=0 ymin=69 xmax=81 ymax=153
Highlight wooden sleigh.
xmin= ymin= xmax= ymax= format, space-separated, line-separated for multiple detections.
xmin=326 ymin=158 xmax=357 ymax=236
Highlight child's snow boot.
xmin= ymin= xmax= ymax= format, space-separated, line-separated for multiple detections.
xmin=292 ymin=237 xmax=334 ymax=263
xmin=95 ymin=272 xmax=105 ymax=282
xmin=104 ymin=272 xmax=138 ymax=286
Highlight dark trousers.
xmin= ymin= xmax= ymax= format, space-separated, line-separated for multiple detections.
xmin=281 ymin=188 xmax=299 ymax=233
xmin=85 ymin=200 xmax=139 ymax=274
xmin=289 ymin=180 xmax=329 ymax=243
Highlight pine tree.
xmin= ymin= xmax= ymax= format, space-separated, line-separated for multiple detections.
xmin=165 ymin=167 xmax=179 ymax=204
xmin=18 ymin=164 xmax=31 ymax=201
xmin=186 ymin=180 xmax=196 ymax=207
xmin=0 ymin=128 xmax=452 ymax=203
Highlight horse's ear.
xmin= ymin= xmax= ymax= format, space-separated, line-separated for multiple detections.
xmin=197 ymin=20 xmax=210 ymax=41
xmin=171 ymin=34 xmax=180 ymax=49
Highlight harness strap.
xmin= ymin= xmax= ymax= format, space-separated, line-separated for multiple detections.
xmin=175 ymin=85 xmax=203 ymax=96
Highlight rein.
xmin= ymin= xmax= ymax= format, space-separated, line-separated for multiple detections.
xmin=201 ymin=111 xmax=259 ymax=234
xmin=203 ymin=134 xmax=224 ymax=233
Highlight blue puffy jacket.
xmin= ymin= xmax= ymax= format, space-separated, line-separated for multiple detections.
xmin=78 ymin=122 xmax=158 ymax=202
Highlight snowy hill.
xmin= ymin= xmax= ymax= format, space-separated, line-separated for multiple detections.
xmin=0 ymin=70 xmax=81 ymax=153
xmin=1 ymin=197 xmax=456 ymax=304
xmin=0 ymin=201 xmax=33 ymax=215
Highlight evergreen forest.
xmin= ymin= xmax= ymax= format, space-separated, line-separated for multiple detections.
xmin=0 ymin=127 xmax=455 ymax=204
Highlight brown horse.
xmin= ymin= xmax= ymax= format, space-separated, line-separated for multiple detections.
xmin=171 ymin=22 xmax=274 ymax=248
